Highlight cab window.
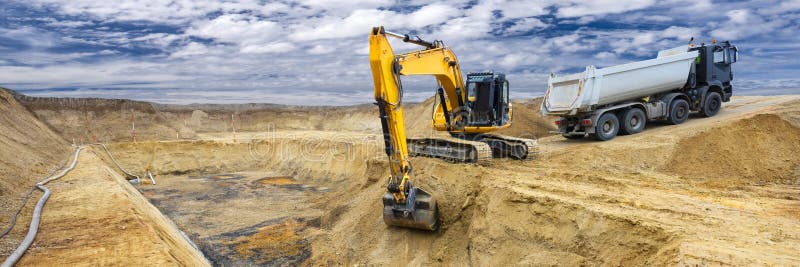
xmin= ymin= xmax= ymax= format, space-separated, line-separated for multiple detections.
xmin=467 ymin=82 xmax=476 ymax=101
xmin=502 ymin=81 xmax=509 ymax=104
xmin=713 ymin=49 xmax=725 ymax=64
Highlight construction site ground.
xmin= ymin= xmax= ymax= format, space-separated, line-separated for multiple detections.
xmin=2 ymin=89 xmax=800 ymax=265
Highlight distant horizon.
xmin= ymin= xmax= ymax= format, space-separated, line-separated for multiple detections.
xmin=8 ymin=86 xmax=800 ymax=106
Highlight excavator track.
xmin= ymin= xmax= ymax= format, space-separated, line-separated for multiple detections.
xmin=408 ymin=137 xmax=492 ymax=164
xmin=480 ymin=134 xmax=539 ymax=160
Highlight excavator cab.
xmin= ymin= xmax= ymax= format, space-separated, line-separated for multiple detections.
xmin=465 ymin=72 xmax=510 ymax=127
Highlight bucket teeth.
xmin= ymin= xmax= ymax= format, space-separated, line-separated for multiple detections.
xmin=382 ymin=188 xmax=439 ymax=231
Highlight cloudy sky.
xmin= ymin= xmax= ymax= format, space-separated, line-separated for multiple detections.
xmin=0 ymin=0 xmax=798 ymax=105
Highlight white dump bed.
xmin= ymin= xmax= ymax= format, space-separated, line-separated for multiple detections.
xmin=542 ymin=46 xmax=699 ymax=115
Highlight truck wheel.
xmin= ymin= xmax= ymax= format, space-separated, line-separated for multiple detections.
xmin=594 ymin=113 xmax=619 ymax=141
xmin=668 ymin=99 xmax=690 ymax=125
xmin=700 ymin=92 xmax=722 ymax=117
xmin=620 ymin=108 xmax=646 ymax=135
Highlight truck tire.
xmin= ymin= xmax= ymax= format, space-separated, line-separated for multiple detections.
xmin=700 ymin=92 xmax=722 ymax=117
xmin=620 ymin=108 xmax=646 ymax=135
xmin=668 ymin=99 xmax=690 ymax=125
xmin=594 ymin=112 xmax=619 ymax=141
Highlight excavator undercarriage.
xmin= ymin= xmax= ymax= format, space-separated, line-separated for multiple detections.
xmin=408 ymin=134 xmax=537 ymax=163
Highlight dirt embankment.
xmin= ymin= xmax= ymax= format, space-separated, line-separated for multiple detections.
xmin=16 ymin=93 xmax=556 ymax=143
xmin=0 ymin=88 xmax=70 ymax=257
xmin=0 ymin=88 xmax=209 ymax=265
xmin=15 ymin=94 xmax=381 ymax=142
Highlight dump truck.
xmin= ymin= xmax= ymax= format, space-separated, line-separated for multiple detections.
xmin=541 ymin=40 xmax=738 ymax=140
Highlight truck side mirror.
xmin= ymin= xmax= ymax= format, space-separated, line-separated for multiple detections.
xmin=732 ymin=46 xmax=738 ymax=63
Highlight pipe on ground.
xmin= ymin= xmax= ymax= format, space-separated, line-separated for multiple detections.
xmin=2 ymin=147 xmax=82 ymax=267
xmin=93 ymin=143 xmax=141 ymax=184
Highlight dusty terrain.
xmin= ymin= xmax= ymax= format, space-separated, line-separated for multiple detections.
xmin=2 ymin=87 xmax=799 ymax=266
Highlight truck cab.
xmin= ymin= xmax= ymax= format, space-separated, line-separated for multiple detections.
xmin=465 ymin=72 xmax=510 ymax=127
xmin=689 ymin=41 xmax=738 ymax=101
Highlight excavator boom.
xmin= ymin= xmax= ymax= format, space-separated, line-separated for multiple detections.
xmin=370 ymin=26 xmax=438 ymax=231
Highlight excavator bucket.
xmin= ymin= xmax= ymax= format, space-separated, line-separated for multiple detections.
xmin=382 ymin=187 xmax=439 ymax=231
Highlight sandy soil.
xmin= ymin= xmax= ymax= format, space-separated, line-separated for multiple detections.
xmin=2 ymin=88 xmax=800 ymax=266
xmin=0 ymin=89 xmax=71 ymax=257
xmin=14 ymin=149 xmax=209 ymax=266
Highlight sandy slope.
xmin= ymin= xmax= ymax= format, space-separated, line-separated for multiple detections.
xmin=0 ymin=88 xmax=70 ymax=257
xmin=14 ymin=149 xmax=209 ymax=266
xmin=0 ymin=89 xmax=208 ymax=265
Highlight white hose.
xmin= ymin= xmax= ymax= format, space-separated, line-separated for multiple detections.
xmin=2 ymin=147 xmax=82 ymax=267
xmin=93 ymin=143 xmax=141 ymax=184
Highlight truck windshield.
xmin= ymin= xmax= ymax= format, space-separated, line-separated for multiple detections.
xmin=713 ymin=50 xmax=725 ymax=63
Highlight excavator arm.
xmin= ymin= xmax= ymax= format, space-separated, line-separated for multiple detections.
xmin=370 ymin=26 xmax=439 ymax=231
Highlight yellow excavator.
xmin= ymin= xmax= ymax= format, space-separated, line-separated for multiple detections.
xmin=369 ymin=26 xmax=537 ymax=230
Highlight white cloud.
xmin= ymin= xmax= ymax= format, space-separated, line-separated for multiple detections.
xmin=308 ymin=44 xmax=334 ymax=55
xmin=240 ymin=42 xmax=295 ymax=54
xmin=288 ymin=9 xmax=395 ymax=41
xmin=185 ymin=14 xmax=293 ymax=54
xmin=288 ymin=4 xmax=462 ymax=42
xmin=406 ymin=4 xmax=461 ymax=28
xmin=25 ymin=0 xmax=269 ymax=24
xmin=495 ymin=0 xmax=551 ymax=19
xmin=710 ymin=9 xmax=786 ymax=40
xmin=133 ymin=33 xmax=183 ymax=48
xmin=187 ymin=14 xmax=283 ymax=45
xmin=661 ymin=26 xmax=699 ymax=40
xmin=594 ymin=51 xmax=615 ymax=59
xmin=557 ymin=0 xmax=656 ymax=17
xmin=504 ymin=18 xmax=550 ymax=34
xmin=171 ymin=42 xmax=209 ymax=58
xmin=296 ymin=0 xmax=393 ymax=16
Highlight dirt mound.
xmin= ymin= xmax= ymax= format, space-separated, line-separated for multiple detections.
xmin=665 ymin=113 xmax=800 ymax=185
xmin=495 ymin=97 xmax=558 ymax=138
xmin=404 ymin=96 xmax=557 ymax=139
